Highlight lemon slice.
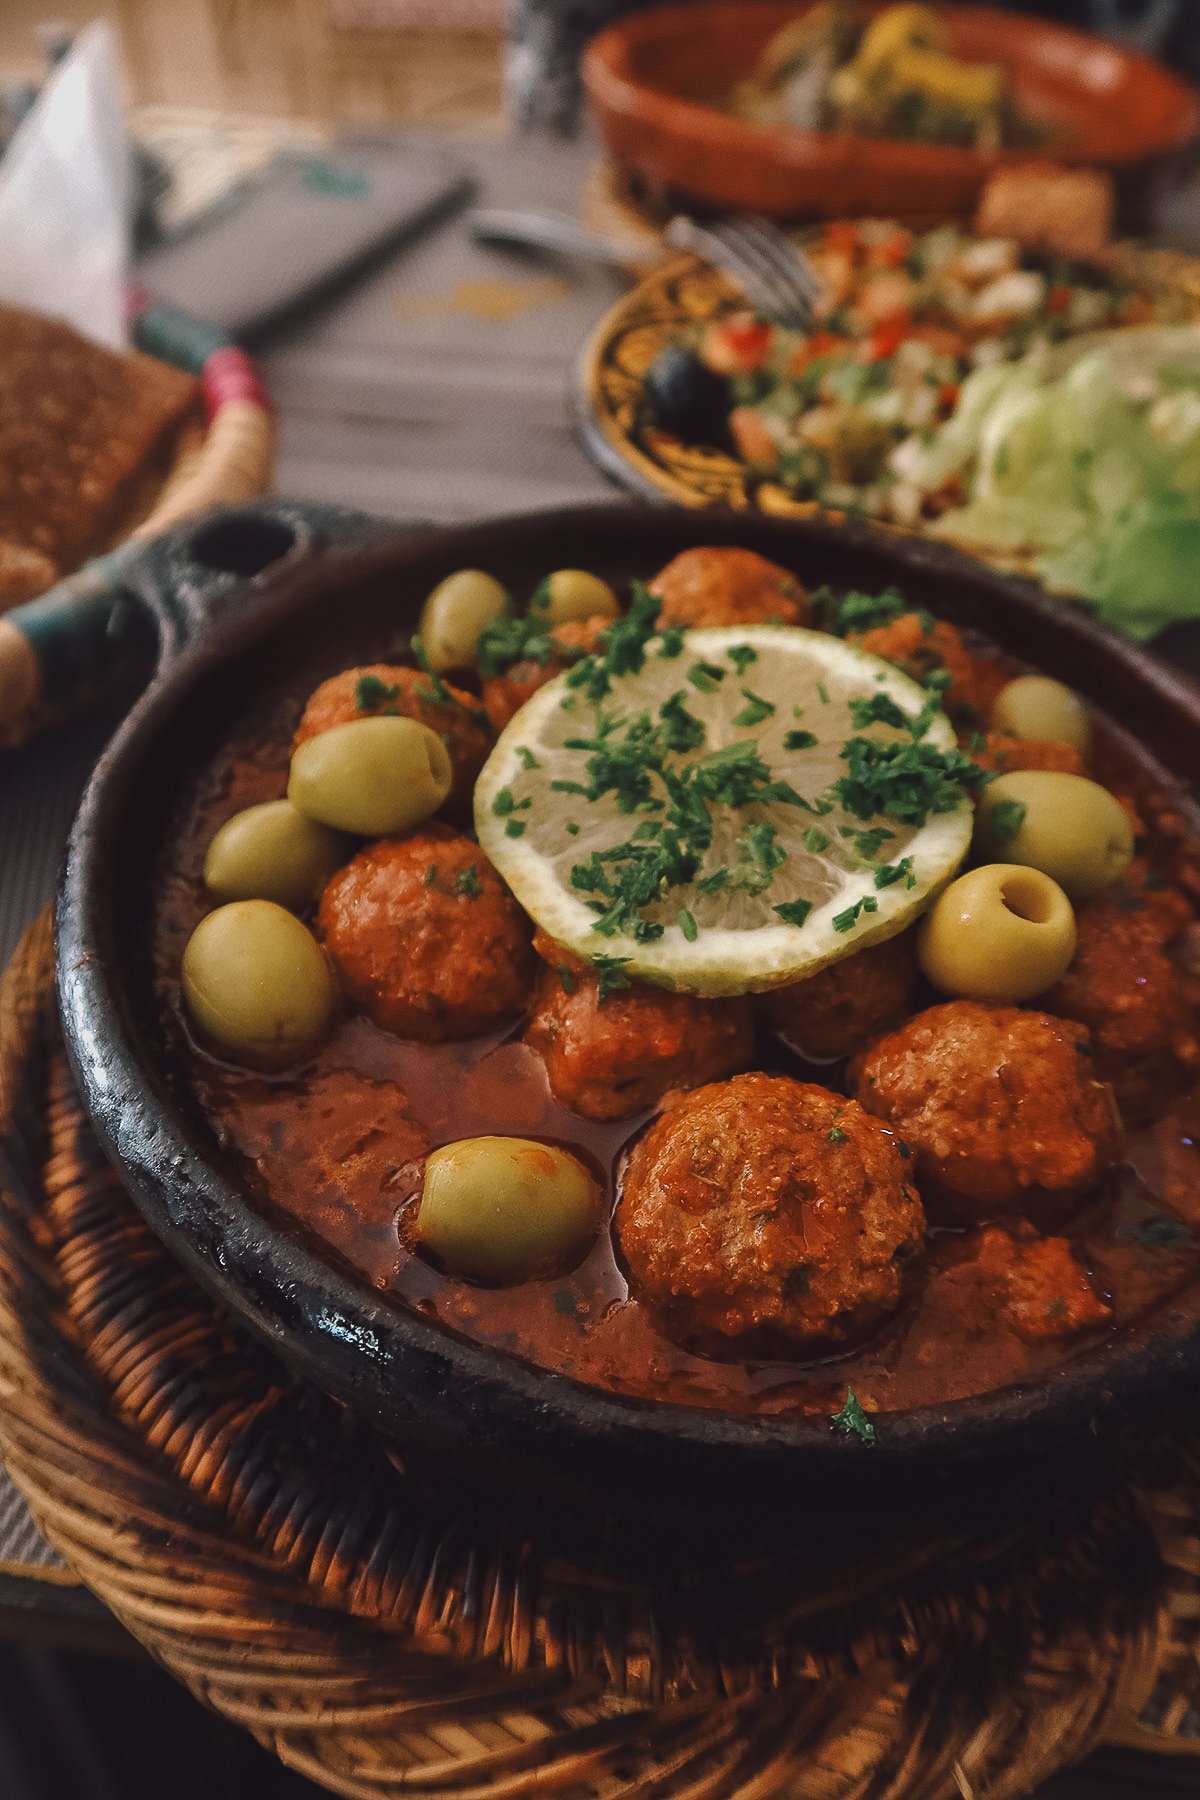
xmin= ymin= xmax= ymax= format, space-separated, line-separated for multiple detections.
xmin=475 ymin=623 xmax=974 ymax=996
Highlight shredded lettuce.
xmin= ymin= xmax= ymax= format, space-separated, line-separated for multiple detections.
xmin=903 ymin=328 xmax=1200 ymax=638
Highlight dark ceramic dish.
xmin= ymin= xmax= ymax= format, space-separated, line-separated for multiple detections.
xmin=56 ymin=499 xmax=1200 ymax=1522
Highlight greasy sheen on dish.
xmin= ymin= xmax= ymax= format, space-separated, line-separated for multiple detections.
xmin=155 ymin=546 xmax=1200 ymax=1436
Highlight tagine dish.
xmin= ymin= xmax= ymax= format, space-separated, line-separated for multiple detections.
xmin=586 ymin=216 xmax=1200 ymax=641
xmin=152 ymin=546 xmax=1200 ymax=1439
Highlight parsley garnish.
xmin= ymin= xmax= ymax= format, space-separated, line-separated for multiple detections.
xmin=455 ymin=863 xmax=482 ymax=898
xmin=849 ymin=826 xmax=894 ymax=860
xmin=355 ymin=673 xmax=400 ymax=711
xmin=592 ymin=955 xmax=632 ymax=1002
xmin=785 ymin=729 xmax=818 ymax=751
xmin=506 ymin=819 xmax=526 ymax=837
xmin=477 ymin=611 xmax=560 ymax=680
xmin=803 ymin=826 xmax=831 ymax=853
xmin=727 ymin=644 xmax=758 ymax=676
xmin=515 ymin=746 xmax=541 ymax=770
xmin=678 ymin=908 xmax=698 ymax=941
xmin=834 ymin=735 xmax=990 ymax=825
xmin=989 ymin=797 xmax=1027 ymax=844
xmin=827 ymin=587 xmax=909 ymax=637
xmin=732 ymin=687 xmax=775 ymax=728
xmin=833 ymin=895 xmax=879 ymax=933
xmin=816 ymin=682 xmax=830 ymax=705
xmin=410 ymin=633 xmax=451 ymax=704
xmin=831 ymin=1387 xmax=876 ymax=1445
xmin=424 ymin=864 xmax=438 ymax=886
xmin=875 ymin=857 xmax=915 ymax=890
xmin=849 ymin=693 xmax=910 ymax=732
xmin=733 ymin=821 xmax=787 ymax=894
xmin=491 ymin=787 xmax=530 ymax=818
xmin=774 ymin=899 xmax=813 ymax=927
xmin=687 ymin=659 xmax=726 ymax=693
xmin=828 ymin=1126 xmax=848 ymax=1145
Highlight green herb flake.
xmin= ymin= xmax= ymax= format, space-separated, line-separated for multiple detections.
xmin=505 ymin=819 xmax=527 ymax=838
xmin=565 ymin=821 xmax=580 ymax=836
xmin=828 ymin=1126 xmax=849 ymax=1145
xmin=774 ymin=899 xmax=813 ymax=928
xmin=875 ymin=856 xmax=915 ymax=890
xmin=803 ymin=826 xmax=831 ymax=854
xmin=989 ymin=797 xmax=1027 ymax=844
xmin=816 ymin=682 xmax=830 ymax=705
xmin=831 ymin=1387 xmax=876 ymax=1445
xmin=355 ymin=673 xmax=400 ymax=711
xmin=832 ymin=895 xmax=879 ymax=933
xmin=727 ymin=644 xmax=758 ymax=677
xmin=848 ymin=692 xmax=911 ymax=733
xmin=1133 ymin=1214 xmax=1194 ymax=1249
xmin=687 ymin=659 xmax=727 ymax=694
xmin=785 ymin=729 xmax=818 ymax=751
xmin=678 ymin=908 xmax=699 ymax=942
xmin=592 ymin=955 xmax=632 ymax=1002
xmin=830 ymin=587 xmax=908 ymax=638
xmin=515 ymin=745 xmax=541 ymax=770
xmin=424 ymin=865 xmax=438 ymax=887
xmin=557 ymin=965 xmax=578 ymax=995
xmin=733 ymin=687 xmax=776 ymax=729
xmin=410 ymin=633 xmax=451 ymax=704
xmin=455 ymin=863 xmax=482 ymax=898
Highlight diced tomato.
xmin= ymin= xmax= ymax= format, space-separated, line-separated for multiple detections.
xmin=728 ymin=406 xmax=779 ymax=469
xmin=701 ymin=314 xmax=773 ymax=374
xmin=787 ymin=331 xmax=850 ymax=377
xmin=866 ymin=229 xmax=912 ymax=270
xmin=823 ymin=220 xmax=862 ymax=259
xmin=862 ymin=312 xmax=912 ymax=362
xmin=1045 ymin=284 xmax=1073 ymax=316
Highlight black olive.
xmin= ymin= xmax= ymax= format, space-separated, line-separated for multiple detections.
xmin=642 ymin=346 xmax=730 ymax=445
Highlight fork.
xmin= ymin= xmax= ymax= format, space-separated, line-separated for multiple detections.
xmin=467 ymin=206 xmax=820 ymax=327
xmin=662 ymin=214 xmax=821 ymax=328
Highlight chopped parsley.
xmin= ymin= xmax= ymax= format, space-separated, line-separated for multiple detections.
xmin=774 ymin=899 xmax=813 ymax=928
xmin=678 ymin=908 xmax=698 ymax=942
xmin=816 ymin=682 xmax=830 ymax=705
xmin=565 ymin=583 xmax=664 ymax=703
xmin=733 ymin=821 xmax=787 ymax=894
xmin=477 ymin=611 xmax=560 ymax=680
xmin=802 ymin=826 xmax=831 ymax=854
xmin=848 ymin=826 xmax=894 ymax=860
xmin=827 ymin=1126 xmax=849 ymax=1145
xmin=491 ymin=787 xmax=530 ymax=818
xmin=505 ymin=819 xmax=527 ymax=838
xmin=355 ymin=673 xmax=400 ymax=711
xmin=848 ymin=692 xmax=911 ymax=732
xmin=785 ymin=729 xmax=818 ymax=751
xmin=514 ymin=745 xmax=541 ymax=770
xmin=687 ymin=659 xmax=726 ymax=693
xmin=875 ymin=856 xmax=916 ymax=890
xmin=424 ymin=864 xmax=438 ymax=886
xmin=727 ymin=644 xmax=758 ymax=677
xmin=825 ymin=586 xmax=910 ymax=638
xmin=732 ymin=687 xmax=775 ymax=728
xmin=834 ymin=735 xmax=990 ymax=826
xmin=989 ymin=797 xmax=1027 ymax=844
xmin=832 ymin=895 xmax=879 ymax=933
xmin=455 ymin=863 xmax=482 ymax=898
xmin=831 ymin=1387 xmax=876 ymax=1445
xmin=592 ymin=955 xmax=632 ymax=1002
xmin=410 ymin=633 xmax=451 ymax=705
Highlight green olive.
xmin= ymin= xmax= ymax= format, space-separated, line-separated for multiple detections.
xmin=918 ymin=864 xmax=1076 ymax=1002
xmin=531 ymin=569 xmax=621 ymax=627
xmin=975 ymin=770 xmax=1133 ymax=900
xmin=416 ymin=1136 xmax=602 ymax=1284
xmin=203 ymin=800 xmax=349 ymax=911
xmin=991 ymin=676 xmax=1091 ymax=756
xmin=182 ymin=900 xmax=335 ymax=1069
xmin=418 ymin=569 xmax=509 ymax=672
xmin=288 ymin=716 xmax=453 ymax=837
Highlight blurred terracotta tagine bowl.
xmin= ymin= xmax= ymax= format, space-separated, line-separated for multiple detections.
xmin=57 ymin=502 xmax=1200 ymax=1519
xmin=581 ymin=0 xmax=1200 ymax=221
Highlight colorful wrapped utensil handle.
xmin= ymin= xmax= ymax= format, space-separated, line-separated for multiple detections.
xmin=0 ymin=293 xmax=274 ymax=749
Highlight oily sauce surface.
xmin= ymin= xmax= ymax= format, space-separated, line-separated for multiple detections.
xmin=152 ymin=662 xmax=1200 ymax=1422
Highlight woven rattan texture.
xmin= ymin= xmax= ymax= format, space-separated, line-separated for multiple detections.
xmin=0 ymin=911 xmax=1198 ymax=1799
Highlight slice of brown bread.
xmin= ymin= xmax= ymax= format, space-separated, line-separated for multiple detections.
xmin=0 ymin=307 xmax=198 ymax=601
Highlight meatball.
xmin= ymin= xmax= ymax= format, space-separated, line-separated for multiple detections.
xmin=760 ymin=932 xmax=918 ymax=1063
xmin=526 ymin=965 xmax=752 ymax=1120
xmin=1044 ymin=871 xmax=1200 ymax=1125
xmin=851 ymin=1002 xmax=1119 ymax=1221
xmin=294 ymin=664 xmax=491 ymax=807
xmin=972 ymin=1226 xmax=1111 ymax=1343
xmin=318 ymin=832 xmax=533 ymax=1040
xmin=617 ymin=1073 xmax=924 ymax=1356
xmin=851 ymin=613 xmax=999 ymax=723
xmin=970 ymin=730 xmax=1087 ymax=778
xmin=647 ymin=547 xmax=808 ymax=629
xmin=482 ymin=615 xmax=608 ymax=733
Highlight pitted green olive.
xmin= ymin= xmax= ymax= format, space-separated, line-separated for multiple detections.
xmin=203 ymin=800 xmax=349 ymax=911
xmin=416 ymin=1136 xmax=602 ymax=1284
xmin=182 ymin=901 xmax=335 ymax=1069
xmin=531 ymin=569 xmax=620 ymax=627
xmin=975 ymin=770 xmax=1133 ymax=900
xmin=918 ymin=864 xmax=1076 ymax=1002
xmin=991 ymin=676 xmax=1091 ymax=756
xmin=418 ymin=569 xmax=509 ymax=672
xmin=288 ymin=715 xmax=453 ymax=836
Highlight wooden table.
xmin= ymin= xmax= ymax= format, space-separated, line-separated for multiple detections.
xmin=0 ymin=128 xmax=1195 ymax=1796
